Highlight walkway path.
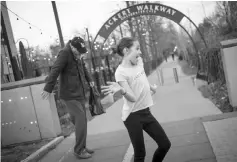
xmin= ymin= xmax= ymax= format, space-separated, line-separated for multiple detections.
xmin=39 ymin=57 xmax=231 ymax=162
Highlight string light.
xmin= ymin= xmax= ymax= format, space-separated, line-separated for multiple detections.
xmin=1 ymin=3 xmax=53 ymax=38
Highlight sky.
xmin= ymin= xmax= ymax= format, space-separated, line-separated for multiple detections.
xmin=5 ymin=0 xmax=217 ymax=48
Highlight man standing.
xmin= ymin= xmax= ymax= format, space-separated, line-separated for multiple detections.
xmin=41 ymin=36 xmax=95 ymax=159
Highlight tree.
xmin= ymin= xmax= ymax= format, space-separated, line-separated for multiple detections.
xmin=49 ymin=41 xmax=61 ymax=59
xmin=19 ymin=41 xmax=33 ymax=78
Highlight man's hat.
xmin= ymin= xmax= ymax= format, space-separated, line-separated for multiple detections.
xmin=71 ymin=36 xmax=87 ymax=54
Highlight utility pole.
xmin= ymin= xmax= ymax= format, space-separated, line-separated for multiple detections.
xmin=126 ymin=1 xmax=135 ymax=37
xmin=52 ymin=1 xmax=65 ymax=48
xmin=85 ymin=28 xmax=96 ymax=71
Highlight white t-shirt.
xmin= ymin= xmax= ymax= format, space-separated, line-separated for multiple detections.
xmin=115 ymin=57 xmax=154 ymax=121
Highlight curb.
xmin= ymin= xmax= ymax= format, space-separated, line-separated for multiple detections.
xmin=21 ymin=136 xmax=64 ymax=162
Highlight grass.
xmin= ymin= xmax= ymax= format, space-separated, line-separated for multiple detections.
xmin=177 ymin=60 xmax=198 ymax=76
xmin=198 ymin=81 xmax=237 ymax=113
xmin=1 ymin=139 xmax=53 ymax=162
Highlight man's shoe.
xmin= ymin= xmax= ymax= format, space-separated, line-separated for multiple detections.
xmin=85 ymin=147 xmax=95 ymax=154
xmin=74 ymin=149 xmax=92 ymax=159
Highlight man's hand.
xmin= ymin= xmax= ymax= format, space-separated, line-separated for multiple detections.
xmin=41 ymin=91 xmax=50 ymax=100
xmin=89 ymin=81 xmax=95 ymax=87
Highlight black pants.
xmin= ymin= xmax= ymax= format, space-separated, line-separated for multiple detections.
xmin=124 ymin=108 xmax=171 ymax=162
xmin=61 ymin=99 xmax=87 ymax=154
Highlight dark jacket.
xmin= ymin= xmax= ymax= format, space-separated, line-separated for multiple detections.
xmin=44 ymin=43 xmax=92 ymax=100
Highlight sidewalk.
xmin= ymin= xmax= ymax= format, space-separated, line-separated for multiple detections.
xmin=39 ymin=58 xmax=237 ymax=162
xmin=39 ymin=129 xmax=131 ymax=162
xmin=138 ymin=112 xmax=237 ymax=162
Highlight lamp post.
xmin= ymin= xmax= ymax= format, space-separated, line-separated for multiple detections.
xmin=52 ymin=1 xmax=65 ymax=48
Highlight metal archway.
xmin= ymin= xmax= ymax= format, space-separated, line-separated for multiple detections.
xmin=91 ymin=2 xmax=207 ymax=75
xmin=93 ymin=3 xmax=207 ymax=47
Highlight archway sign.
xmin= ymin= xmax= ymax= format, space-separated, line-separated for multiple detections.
xmin=93 ymin=3 xmax=208 ymax=52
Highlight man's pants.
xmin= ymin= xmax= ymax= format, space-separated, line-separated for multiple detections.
xmin=124 ymin=108 xmax=171 ymax=162
xmin=61 ymin=99 xmax=87 ymax=154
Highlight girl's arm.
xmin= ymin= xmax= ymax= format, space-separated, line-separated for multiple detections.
xmin=118 ymin=81 xmax=137 ymax=102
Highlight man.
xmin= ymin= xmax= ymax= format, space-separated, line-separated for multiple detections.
xmin=171 ymin=52 xmax=174 ymax=61
xmin=41 ymin=36 xmax=95 ymax=159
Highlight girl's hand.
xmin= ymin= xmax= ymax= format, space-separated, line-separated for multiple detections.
xmin=150 ymin=84 xmax=157 ymax=94
xmin=101 ymin=81 xmax=122 ymax=95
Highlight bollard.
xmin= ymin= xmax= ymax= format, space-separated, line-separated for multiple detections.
xmin=173 ymin=68 xmax=179 ymax=83
xmin=156 ymin=68 xmax=164 ymax=86
xmin=191 ymin=76 xmax=195 ymax=86
xmin=160 ymin=69 xmax=164 ymax=85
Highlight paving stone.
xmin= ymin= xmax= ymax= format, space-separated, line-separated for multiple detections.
xmin=144 ymin=143 xmax=215 ymax=162
xmin=143 ymin=118 xmax=205 ymax=141
xmin=59 ymin=144 xmax=129 ymax=162
xmin=39 ymin=136 xmax=74 ymax=162
xmin=187 ymin=158 xmax=217 ymax=162
xmin=216 ymin=154 xmax=237 ymax=162
xmin=87 ymin=129 xmax=129 ymax=141
xmin=203 ymin=117 xmax=237 ymax=162
xmin=144 ymin=131 xmax=209 ymax=152
xmin=201 ymin=112 xmax=237 ymax=122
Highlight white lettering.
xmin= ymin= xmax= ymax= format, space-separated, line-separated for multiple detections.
xmin=117 ymin=13 xmax=124 ymax=20
xmin=144 ymin=5 xmax=149 ymax=10
xmin=112 ymin=16 xmax=118 ymax=23
xmin=108 ymin=19 xmax=113 ymax=25
xmin=126 ymin=8 xmax=131 ymax=14
xmin=105 ymin=24 xmax=110 ymax=30
xmin=122 ymin=10 xmax=127 ymax=17
xmin=166 ymin=8 xmax=171 ymax=14
xmin=171 ymin=10 xmax=176 ymax=16
xmin=154 ymin=5 xmax=159 ymax=12
xmin=149 ymin=5 xmax=153 ymax=11
xmin=160 ymin=6 xmax=167 ymax=12
xmin=136 ymin=5 xmax=144 ymax=12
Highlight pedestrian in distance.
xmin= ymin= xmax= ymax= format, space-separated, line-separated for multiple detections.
xmin=41 ymin=36 xmax=95 ymax=159
xmin=101 ymin=37 xmax=171 ymax=162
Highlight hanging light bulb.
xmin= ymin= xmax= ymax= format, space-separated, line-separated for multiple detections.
xmin=17 ymin=17 xmax=19 ymax=20
xmin=41 ymin=32 xmax=42 ymax=35
xmin=29 ymin=26 xmax=31 ymax=29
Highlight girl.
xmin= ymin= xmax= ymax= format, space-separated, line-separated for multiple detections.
xmin=101 ymin=37 xmax=171 ymax=162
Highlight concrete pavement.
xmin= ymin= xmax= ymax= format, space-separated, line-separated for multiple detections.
xmin=38 ymin=58 xmax=237 ymax=162
xmin=142 ymin=112 xmax=237 ymax=162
